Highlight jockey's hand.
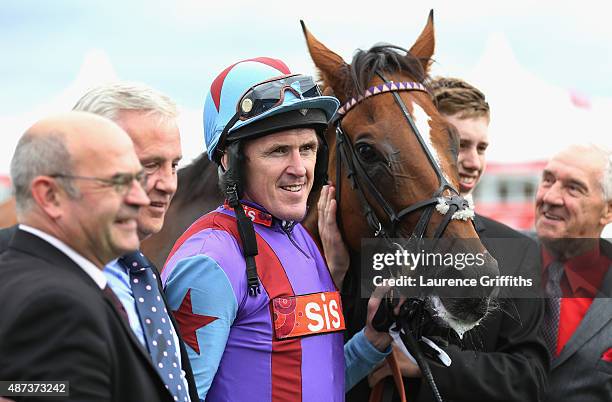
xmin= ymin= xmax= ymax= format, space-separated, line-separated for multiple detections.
xmin=365 ymin=288 xmax=418 ymax=353
xmin=367 ymin=344 xmax=422 ymax=387
xmin=364 ymin=286 xmax=394 ymax=352
xmin=317 ymin=184 xmax=349 ymax=288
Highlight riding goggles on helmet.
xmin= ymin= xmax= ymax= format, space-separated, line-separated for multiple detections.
xmin=237 ymin=74 xmax=322 ymax=121
xmin=214 ymin=74 xmax=324 ymax=162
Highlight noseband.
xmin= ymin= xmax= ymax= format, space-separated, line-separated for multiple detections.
xmin=332 ymin=72 xmax=474 ymax=241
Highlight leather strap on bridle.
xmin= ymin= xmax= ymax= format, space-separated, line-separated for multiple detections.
xmin=369 ymin=349 xmax=407 ymax=402
xmin=332 ymin=74 xmax=472 ymax=244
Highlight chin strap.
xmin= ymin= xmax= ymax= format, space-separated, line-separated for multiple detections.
xmin=226 ymin=184 xmax=261 ymax=296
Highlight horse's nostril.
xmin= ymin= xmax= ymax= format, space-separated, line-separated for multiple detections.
xmin=439 ymin=297 xmax=491 ymax=325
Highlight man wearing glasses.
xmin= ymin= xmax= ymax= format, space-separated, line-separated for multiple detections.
xmin=0 ymin=111 xmax=172 ymax=400
xmin=0 ymin=83 xmax=198 ymax=401
xmin=162 ymin=58 xmax=393 ymax=402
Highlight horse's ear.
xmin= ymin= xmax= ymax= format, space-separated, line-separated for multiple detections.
xmin=408 ymin=10 xmax=435 ymax=74
xmin=301 ymin=20 xmax=351 ymax=101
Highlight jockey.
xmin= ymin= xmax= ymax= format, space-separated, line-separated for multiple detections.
xmin=162 ymin=57 xmax=392 ymax=401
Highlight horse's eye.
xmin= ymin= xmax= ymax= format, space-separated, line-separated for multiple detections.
xmin=356 ymin=143 xmax=380 ymax=163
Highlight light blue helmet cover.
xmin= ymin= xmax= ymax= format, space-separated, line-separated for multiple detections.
xmin=203 ymin=57 xmax=339 ymax=161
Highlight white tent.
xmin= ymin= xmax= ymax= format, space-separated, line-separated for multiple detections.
xmin=463 ymin=34 xmax=611 ymax=236
xmin=465 ymin=33 xmax=610 ymax=163
xmin=0 ymin=49 xmax=117 ymax=175
xmin=0 ymin=50 xmax=205 ymax=175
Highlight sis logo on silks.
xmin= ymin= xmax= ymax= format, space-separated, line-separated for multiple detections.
xmin=272 ymin=291 xmax=346 ymax=339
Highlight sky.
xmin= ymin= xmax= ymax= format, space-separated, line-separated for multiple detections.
xmin=1 ymin=0 xmax=611 ymax=170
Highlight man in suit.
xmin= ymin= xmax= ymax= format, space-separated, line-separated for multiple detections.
xmin=0 ymin=111 xmax=174 ymax=401
xmin=0 ymin=224 xmax=15 ymax=251
xmin=0 ymin=84 xmax=198 ymax=401
xmin=348 ymin=77 xmax=549 ymax=401
xmin=536 ymin=144 xmax=612 ymax=401
xmin=72 ymin=82 xmax=198 ymax=402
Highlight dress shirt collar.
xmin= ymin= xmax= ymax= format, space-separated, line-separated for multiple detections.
xmin=19 ymin=224 xmax=107 ymax=289
xmin=107 ymin=258 xmax=121 ymax=270
xmin=542 ymin=244 xmax=609 ymax=298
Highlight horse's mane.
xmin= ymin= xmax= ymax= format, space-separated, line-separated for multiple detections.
xmin=341 ymin=44 xmax=456 ymax=158
xmin=174 ymin=152 xmax=221 ymax=205
xmin=348 ymin=43 xmax=428 ymax=97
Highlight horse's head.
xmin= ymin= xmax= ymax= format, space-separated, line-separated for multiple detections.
xmin=302 ymin=12 xmax=499 ymax=333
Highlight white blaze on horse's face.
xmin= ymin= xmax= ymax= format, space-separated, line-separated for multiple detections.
xmin=411 ymin=102 xmax=452 ymax=186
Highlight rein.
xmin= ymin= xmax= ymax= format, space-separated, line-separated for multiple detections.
xmin=332 ymin=73 xmax=474 ymax=402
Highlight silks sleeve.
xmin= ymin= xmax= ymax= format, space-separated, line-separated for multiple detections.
xmin=344 ymin=328 xmax=391 ymax=391
xmin=164 ymin=254 xmax=238 ymax=400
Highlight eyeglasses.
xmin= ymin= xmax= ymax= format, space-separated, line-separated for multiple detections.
xmin=237 ymin=74 xmax=321 ymax=121
xmin=50 ymin=171 xmax=147 ymax=195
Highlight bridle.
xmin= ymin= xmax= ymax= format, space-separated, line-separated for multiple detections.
xmin=332 ymin=72 xmax=474 ymax=242
xmin=332 ymin=72 xmax=475 ymax=402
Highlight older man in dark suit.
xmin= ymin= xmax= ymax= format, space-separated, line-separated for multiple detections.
xmin=0 ymin=112 xmax=173 ymax=401
xmin=536 ymin=144 xmax=612 ymax=402
xmin=0 ymin=83 xmax=198 ymax=402
xmin=0 ymin=224 xmax=15 ymax=251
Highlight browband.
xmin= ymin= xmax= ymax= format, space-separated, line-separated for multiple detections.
xmin=337 ymin=81 xmax=428 ymax=116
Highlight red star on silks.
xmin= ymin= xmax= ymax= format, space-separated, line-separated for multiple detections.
xmin=173 ymin=289 xmax=218 ymax=354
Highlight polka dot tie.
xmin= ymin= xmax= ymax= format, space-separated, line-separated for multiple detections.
xmin=120 ymin=251 xmax=190 ymax=402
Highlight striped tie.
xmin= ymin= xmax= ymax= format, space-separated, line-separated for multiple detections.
xmin=542 ymin=261 xmax=564 ymax=358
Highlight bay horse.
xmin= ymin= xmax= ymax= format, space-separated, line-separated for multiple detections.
xmin=299 ymin=12 xmax=500 ymax=401
xmin=0 ymin=197 xmax=17 ymax=229
xmin=300 ymin=12 xmax=498 ymax=335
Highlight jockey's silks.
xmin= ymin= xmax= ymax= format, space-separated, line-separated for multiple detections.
xmin=162 ymin=203 xmax=345 ymax=401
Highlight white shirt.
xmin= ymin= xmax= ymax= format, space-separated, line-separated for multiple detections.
xmin=19 ymin=224 xmax=107 ymax=289
xmin=104 ymin=259 xmax=147 ymax=346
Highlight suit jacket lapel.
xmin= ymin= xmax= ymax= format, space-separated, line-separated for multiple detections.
xmin=12 ymin=230 xmax=159 ymax=371
xmin=125 ymin=255 xmax=198 ymax=400
xmin=101 ymin=285 xmax=156 ymax=366
xmin=9 ymin=229 xmax=100 ymax=291
xmin=553 ymin=265 xmax=612 ymax=368
xmin=474 ymin=214 xmax=486 ymax=235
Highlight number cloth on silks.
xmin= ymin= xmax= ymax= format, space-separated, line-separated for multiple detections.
xmin=161 ymin=202 xmax=347 ymax=402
